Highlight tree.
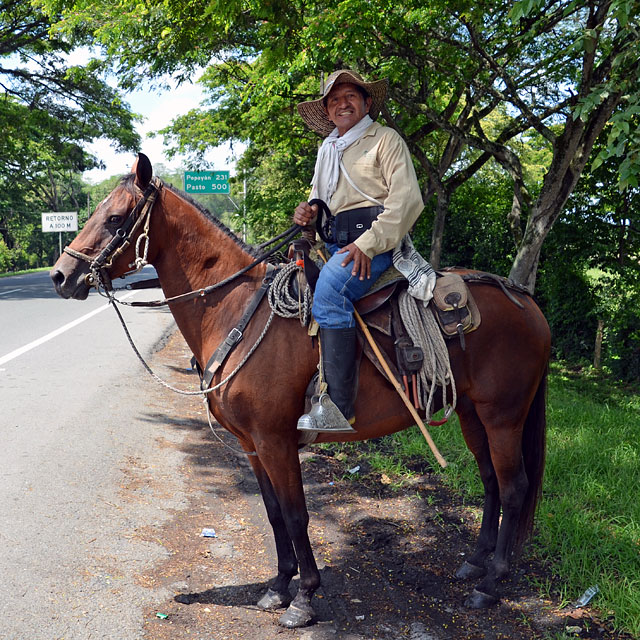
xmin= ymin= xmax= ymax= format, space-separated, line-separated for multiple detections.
xmin=1 ymin=2 xmax=140 ymax=173
xmin=156 ymin=61 xmax=319 ymax=241
xmin=539 ymin=119 xmax=640 ymax=377
xmin=301 ymin=0 xmax=640 ymax=290
xmin=0 ymin=0 xmax=142 ymax=270
xmin=44 ymin=0 xmax=640 ymax=291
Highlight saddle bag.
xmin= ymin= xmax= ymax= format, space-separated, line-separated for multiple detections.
xmin=431 ymin=272 xmax=481 ymax=348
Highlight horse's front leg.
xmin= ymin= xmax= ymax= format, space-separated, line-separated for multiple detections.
xmin=255 ymin=439 xmax=320 ymax=628
xmin=248 ymin=456 xmax=297 ymax=610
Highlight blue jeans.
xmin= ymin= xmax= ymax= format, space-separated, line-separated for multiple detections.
xmin=312 ymin=243 xmax=393 ymax=328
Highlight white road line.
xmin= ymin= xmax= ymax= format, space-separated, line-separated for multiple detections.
xmin=0 ymin=292 xmax=136 ymax=367
xmin=0 ymin=289 xmax=22 ymax=296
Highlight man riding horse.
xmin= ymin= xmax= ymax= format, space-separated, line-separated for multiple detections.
xmin=294 ymin=69 xmax=425 ymax=433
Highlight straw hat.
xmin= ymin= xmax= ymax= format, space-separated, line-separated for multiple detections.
xmin=297 ymin=69 xmax=388 ymax=136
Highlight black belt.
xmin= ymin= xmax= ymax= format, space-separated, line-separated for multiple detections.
xmin=333 ymin=205 xmax=383 ymax=247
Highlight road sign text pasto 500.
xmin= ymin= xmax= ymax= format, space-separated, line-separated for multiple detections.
xmin=188 ymin=183 xmax=228 ymax=191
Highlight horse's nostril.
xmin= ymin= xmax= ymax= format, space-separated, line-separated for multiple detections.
xmin=51 ymin=270 xmax=65 ymax=286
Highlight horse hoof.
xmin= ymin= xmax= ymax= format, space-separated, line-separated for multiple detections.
xmin=257 ymin=588 xmax=292 ymax=611
xmin=455 ymin=561 xmax=486 ymax=580
xmin=278 ymin=603 xmax=315 ymax=628
xmin=465 ymin=588 xmax=498 ymax=609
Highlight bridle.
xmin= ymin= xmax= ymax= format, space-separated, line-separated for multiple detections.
xmin=64 ymin=177 xmax=162 ymax=291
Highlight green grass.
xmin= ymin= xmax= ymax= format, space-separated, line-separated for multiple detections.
xmin=322 ymin=364 xmax=640 ymax=636
xmin=0 ymin=266 xmax=51 ymax=278
xmin=533 ymin=365 xmax=640 ymax=636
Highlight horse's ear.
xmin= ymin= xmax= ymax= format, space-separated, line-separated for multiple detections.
xmin=132 ymin=152 xmax=153 ymax=189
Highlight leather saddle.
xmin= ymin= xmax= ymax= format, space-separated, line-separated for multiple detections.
xmin=289 ymin=238 xmax=481 ymax=340
xmin=290 ymin=239 xmax=483 ymax=412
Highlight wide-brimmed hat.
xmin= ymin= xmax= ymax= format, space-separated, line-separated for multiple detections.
xmin=297 ymin=69 xmax=388 ymax=136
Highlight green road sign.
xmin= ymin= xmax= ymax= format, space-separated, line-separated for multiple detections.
xmin=184 ymin=171 xmax=230 ymax=194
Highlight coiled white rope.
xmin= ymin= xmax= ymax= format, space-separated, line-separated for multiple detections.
xmin=268 ymin=261 xmax=312 ymax=326
xmin=398 ymin=290 xmax=457 ymax=421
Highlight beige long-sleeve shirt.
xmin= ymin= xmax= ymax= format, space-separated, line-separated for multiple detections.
xmin=326 ymin=121 xmax=424 ymax=258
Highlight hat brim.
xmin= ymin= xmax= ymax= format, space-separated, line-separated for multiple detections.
xmin=297 ymin=74 xmax=388 ymax=137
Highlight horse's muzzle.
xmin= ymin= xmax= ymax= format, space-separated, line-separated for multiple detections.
xmin=50 ymin=266 xmax=91 ymax=300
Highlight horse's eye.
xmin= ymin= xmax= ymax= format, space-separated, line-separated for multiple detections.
xmin=108 ymin=215 xmax=124 ymax=225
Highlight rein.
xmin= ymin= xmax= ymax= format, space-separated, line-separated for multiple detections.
xmin=122 ymin=223 xmax=301 ymax=308
xmin=64 ymin=175 xmax=303 ymax=307
xmin=129 ymin=223 xmax=298 ymax=307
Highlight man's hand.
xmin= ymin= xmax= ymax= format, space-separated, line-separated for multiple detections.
xmin=337 ymin=243 xmax=372 ymax=280
xmin=293 ymin=201 xmax=318 ymax=227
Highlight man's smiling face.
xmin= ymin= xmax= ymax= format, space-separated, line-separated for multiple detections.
xmin=324 ymin=82 xmax=372 ymax=136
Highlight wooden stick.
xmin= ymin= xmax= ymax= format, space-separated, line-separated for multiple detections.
xmin=353 ymin=310 xmax=448 ymax=469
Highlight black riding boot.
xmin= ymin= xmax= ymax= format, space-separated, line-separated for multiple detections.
xmin=297 ymin=327 xmax=357 ymax=433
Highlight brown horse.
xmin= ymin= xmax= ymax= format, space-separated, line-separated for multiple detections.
xmin=51 ymin=154 xmax=550 ymax=628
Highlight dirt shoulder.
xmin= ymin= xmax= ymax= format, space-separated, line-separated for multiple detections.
xmin=134 ymin=331 xmax=618 ymax=640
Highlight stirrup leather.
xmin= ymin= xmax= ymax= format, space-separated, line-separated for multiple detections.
xmin=297 ymin=393 xmax=356 ymax=433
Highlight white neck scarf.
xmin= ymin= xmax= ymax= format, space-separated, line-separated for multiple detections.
xmin=310 ymin=115 xmax=373 ymax=205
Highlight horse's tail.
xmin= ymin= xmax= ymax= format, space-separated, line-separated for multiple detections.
xmin=514 ymin=366 xmax=548 ymax=554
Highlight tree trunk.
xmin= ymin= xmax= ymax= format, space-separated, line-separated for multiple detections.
xmin=508 ymin=78 xmax=622 ymax=291
xmin=507 ymin=192 xmax=524 ymax=249
xmin=508 ymin=206 xmax=547 ymax=291
xmin=594 ymin=317 xmax=604 ymax=370
xmin=429 ymin=191 xmax=450 ymax=270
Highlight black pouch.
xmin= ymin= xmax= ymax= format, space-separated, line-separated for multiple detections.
xmin=334 ymin=205 xmax=383 ymax=247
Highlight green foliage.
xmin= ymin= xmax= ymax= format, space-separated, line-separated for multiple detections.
xmin=34 ymin=0 xmax=640 ymax=378
xmin=44 ymin=0 xmax=640 ymax=289
xmin=536 ymin=367 xmax=640 ymax=635
xmin=536 ymin=120 xmax=640 ymax=379
xmin=156 ymin=59 xmax=319 ymax=240
xmin=414 ymin=162 xmax=516 ymax=275
xmin=0 ymin=237 xmax=12 ymax=272
xmin=0 ymin=0 xmax=140 ymax=272
xmin=589 ymin=269 xmax=640 ymax=382
xmin=536 ymin=261 xmax=598 ymax=364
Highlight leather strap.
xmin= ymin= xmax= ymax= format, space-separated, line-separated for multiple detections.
xmin=197 ymin=264 xmax=276 ymax=390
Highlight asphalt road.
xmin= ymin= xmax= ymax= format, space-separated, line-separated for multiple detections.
xmin=0 ymin=269 xmax=190 ymax=639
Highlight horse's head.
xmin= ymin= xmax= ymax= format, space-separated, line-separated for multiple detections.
xmin=51 ymin=153 xmax=158 ymax=299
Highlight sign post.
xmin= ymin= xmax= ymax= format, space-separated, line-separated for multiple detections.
xmin=42 ymin=211 xmax=78 ymax=257
xmin=184 ymin=171 xmax=230 ymax=194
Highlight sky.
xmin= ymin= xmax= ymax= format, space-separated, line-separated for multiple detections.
xmin=82 ymin=76 xmax=238 ymax=184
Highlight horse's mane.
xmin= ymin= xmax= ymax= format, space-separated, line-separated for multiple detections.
xmin=120 ymin=174 xmax=260 ymax=258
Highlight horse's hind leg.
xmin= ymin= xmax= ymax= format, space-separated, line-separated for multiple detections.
xmin=249 ymin=457 xmax=297 ymax=610
xmin=456 ymin=396 xmax=501 ymax=580
xmin=466 ymin=406 xmax=529 ymax=608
